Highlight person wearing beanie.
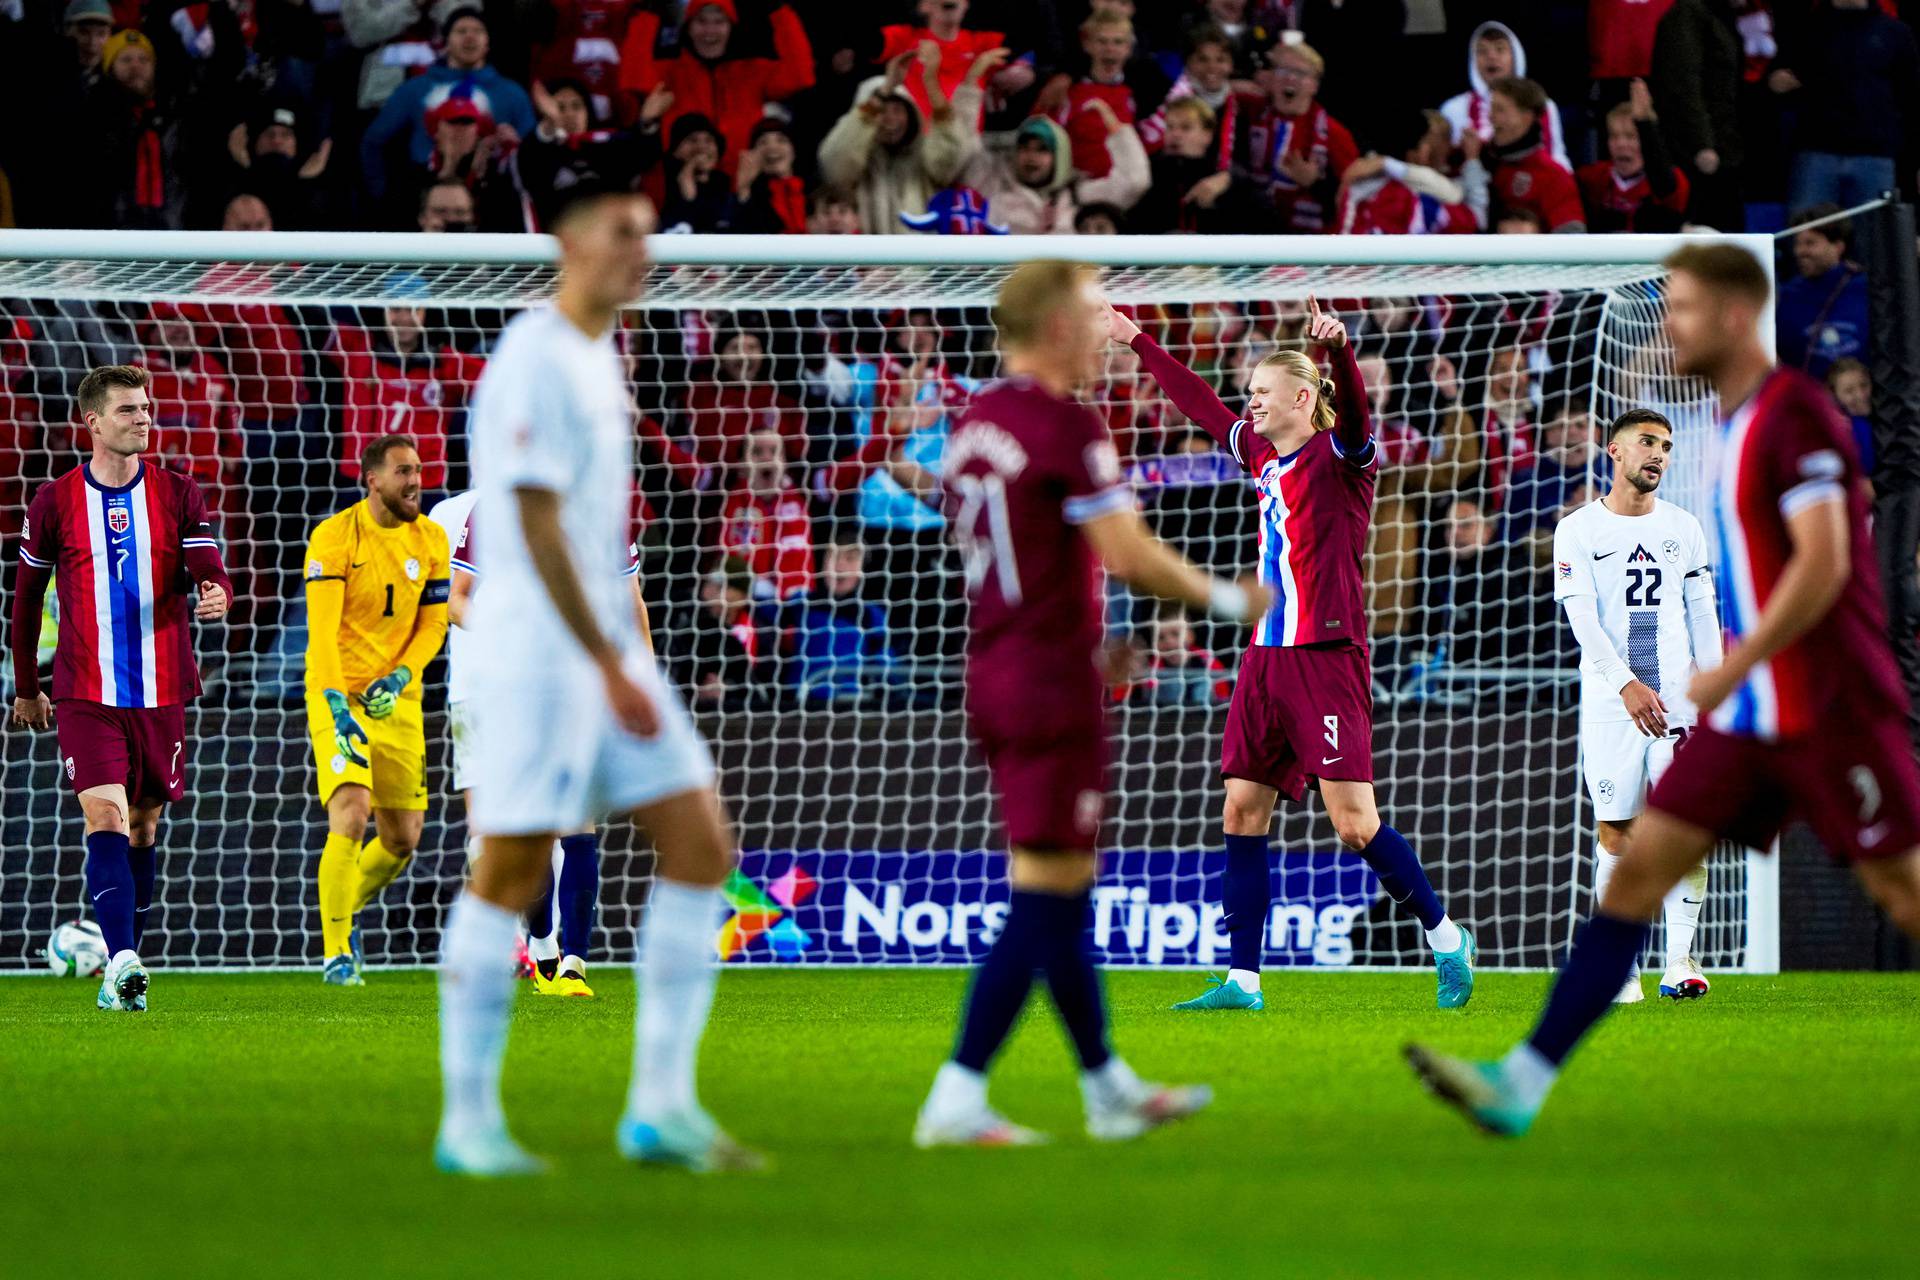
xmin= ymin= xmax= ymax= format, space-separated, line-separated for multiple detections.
xmin=733 ymin=116 xmax=808 ymax=234
xmin=359 ymin=6 xmax=535 ymax=214
xmin=660 ymin=112 xmax=734 ymax=232
xmin=962 ymin=97 xmax=1149 ymax=235
xmin=619 ymin=0 xmax=814 ymax=172
xmin=78 ymin=28 xmax=185 ymax=228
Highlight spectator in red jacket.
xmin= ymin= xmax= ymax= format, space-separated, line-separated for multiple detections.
xmin=326 ymin=299 xmax=485 ymax=491
xmin=138 ymin=303 xmax=244 ymax=507
xmin=1576 ymin=80 xmax=1689 ymax=232
xmin=877 ymin=0 xmax=1031 ymax=125
xmin=1487 ymin=77 xmax=1586 ymax=232
xmin=528 ymin=0 xmax=646 ymax=125
xmin=718 ymin=426 xmax=814 ymax=602
xmin=683 ymin=327 xmax=809 ymax=469
xmin=1230 ymin=40 xmax=1358 ymax=234
xmin=617 ymin=0 xmax=814 ymax=171
xmin=1036 ymin=8 xmax=1151 ymax=180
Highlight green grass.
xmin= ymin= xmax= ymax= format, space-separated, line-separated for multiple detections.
xmin=4 ymin=971 xmax=1918 ymax=1279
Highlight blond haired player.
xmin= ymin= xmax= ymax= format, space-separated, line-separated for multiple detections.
xmin=303 ymin=435 xmax=451 ymax=985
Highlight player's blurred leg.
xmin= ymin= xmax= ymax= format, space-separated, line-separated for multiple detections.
xmin=83 ymin=822 xmax=147 ymax=1013
xmin=617 ymin=788 xmax=761 ymax=1173
xmin=435 ymin=838 xmax=548 ymax=1177
xmin=317 ymin=831 xmax=360 ymax=985
xmin=917 ymin=885 xmax=1046 ymax=1147
xmin=1408 ymin=809 xmax=1709 ymax=1135
xmin=525 ymin=852 xmax=561 ymax=992
xmin=127 ymin=843 xmax=156 ymax=957
xmin=1593 ymin=839 xmax=1644 ymax=1003
xmin=1171 ymin=831 xmax=1266 ymax=1010
xmin=1659 ymin=863 xmax=1710 ymax=999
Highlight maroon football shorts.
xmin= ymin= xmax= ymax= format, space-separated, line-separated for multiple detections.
xmin=1221 ymin=642 xmax=1375 ymax=801
xmin=966 ymin=666 xmax=1108 ymax=853
xmin=55 ymin=699 xmax=188 ymax=804
xmin=1648 ymin=713 xmax=1920 ymax=863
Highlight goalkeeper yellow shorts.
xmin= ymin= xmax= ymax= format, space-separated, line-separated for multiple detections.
xmin=306 ymin=691 xmax=429 ymax=811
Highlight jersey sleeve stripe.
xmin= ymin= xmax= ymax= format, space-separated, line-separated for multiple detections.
xmin=18 ymin=547 xmax=50 ymax=567
xmin=450 ymin=556 xmax=477 ymax=575
xmin=1228 ymin=420 xmax=1249 ymax=466
xmin=1328 ymin=433 xmax=1377 ymax=466
xmin=180 ymin=538 xmax=218 ymax=549
xmin=1062 ymin=484 xmax=1137 ymax=525
xmin=1779 ymin=478 xmax=1844 ymax=519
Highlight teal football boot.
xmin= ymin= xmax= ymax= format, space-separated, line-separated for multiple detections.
xmin=433 ymin=1128 xmax=547 ymax=1178
xmin=617 ymin=1110 xmax=767 ymax=1174
xmin=322 ymin=955 xmax=364 ymax=986
xmin=1171 ymin=974 xmax=1263 ymax=1011
xmin=1403 ymin=1044 xmax=1540 ymax=1137
xmin=1435 ymin=927 xmax=1476 ymax=1009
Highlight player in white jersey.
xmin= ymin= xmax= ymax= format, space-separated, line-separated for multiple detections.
xmin=429 ymin=489 xmax=648 ymax=998
xmin=1552 ymin=409 xmax=1723 ymax=1002
xmin=434 ymin=183 xmax=760 ymax=1177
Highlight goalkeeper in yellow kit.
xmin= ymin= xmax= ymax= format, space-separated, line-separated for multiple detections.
xmin=303 ymin=436 xmax=450 ymax=985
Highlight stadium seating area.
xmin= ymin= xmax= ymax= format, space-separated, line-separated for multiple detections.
xmin=0 ymin=0 xmax=1909 ymax=704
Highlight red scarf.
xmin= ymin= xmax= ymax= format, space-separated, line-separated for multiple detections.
xmin=133 ymin=101 xmax=165 ymax=210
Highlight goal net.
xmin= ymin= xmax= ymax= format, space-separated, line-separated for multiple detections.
xmin=0 ymin=231 xmax=1778 ymax=973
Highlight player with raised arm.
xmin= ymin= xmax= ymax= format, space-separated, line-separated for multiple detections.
xmin=8 ymin=364 xmax=233 ymax=1012
xmin=430 ymin=489 xmax=650 ymax=997
xmin=913 ymin=260 xmax=1272 ymax=1149
xmin=1407 ymin=244 xmax=1920 ymax=1136
xmin=1553 ymin=409 xmax=1722 ymax=1003
xmin=302 ymin=437 xmax=451 ymax=985
xmin=435 ymin=183 xmax=759 ymax=1177
xmin=1113 ymin=299 xmax=1475 ymax=1012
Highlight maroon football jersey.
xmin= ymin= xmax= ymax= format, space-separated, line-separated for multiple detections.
xmin=943 ymin=377 xmax=1134 ymax=691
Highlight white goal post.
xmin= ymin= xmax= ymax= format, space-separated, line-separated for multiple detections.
xmin=0 ymin=230 xmax=1778 ymax=974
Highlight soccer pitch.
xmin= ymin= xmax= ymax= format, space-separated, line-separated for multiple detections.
xmin=5 ymin=971 xmax=1916 ymax=1278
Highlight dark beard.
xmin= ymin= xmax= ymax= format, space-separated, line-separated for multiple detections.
xmin=1628 ymin=469 xmax=1661 ymax=494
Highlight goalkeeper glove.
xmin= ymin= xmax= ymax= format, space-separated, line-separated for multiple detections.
xmin=360 ymin=666 xmax=412 ymax=720
xmin=323 ymin=689 xmax=370 ymax=768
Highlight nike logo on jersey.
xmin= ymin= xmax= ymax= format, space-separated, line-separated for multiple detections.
xmin=351 ymin=561 xmax=368 ymax=569
xmin=1593 ymin=551 xmax=1618 ymax=560
xmin=1321 ymin=756 xmax=1343 ymax=766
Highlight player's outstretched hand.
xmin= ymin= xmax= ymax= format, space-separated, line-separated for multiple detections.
xmin=11 ymin=693 xmax=52 ymax=731
xmin=1306 ymin=294 xmax=1347 ymax=350
xmin=1620 ymin=679 xmax=1668 ymax=737
xmin=604 ymin=664 xmax=661 ymax=740
xmin=1104 ymin=303 xmax=1141 ymax=346
xmin=1686 ymin=665 xmax=1740 ymax=718
xmin=195 ymin=580 xmax=229 ymax=621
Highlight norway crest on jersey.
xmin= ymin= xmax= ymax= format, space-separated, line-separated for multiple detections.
xmin=107 ymin=507 xmax=131 ymax=535
xmin=404 ymin=557 xmax=421 ymax=581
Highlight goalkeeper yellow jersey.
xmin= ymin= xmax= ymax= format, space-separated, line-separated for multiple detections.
xmin=302 ymin=500 xmax=450 ymax=696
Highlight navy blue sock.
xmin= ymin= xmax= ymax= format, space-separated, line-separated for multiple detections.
xmin=557 ymin=833 xmax=600 ymax=960
xmin=127 ymin=844 xmax=157 ymax=955
xmin=1528 ymin=913 xmax=1652 ymax=1066
xmin=525 ymin=871 xmax=557 ymax=945
xmin=1032 ymin=890 xmax=1111 ymax=1071
xmin=1221 ymin=833 xmax=1271 ymax=974
xmin=84 ymin=831 xmax=136 ymax=957
xmin=1359 ymin=825 xmax=1446 ymax=931
xmin=953 ymin=892 xmax=1040 ymax=1072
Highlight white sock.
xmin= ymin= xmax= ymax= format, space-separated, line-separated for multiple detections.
xmin=1594 ymin=843 xmax=1637 ymax=976
xmin=1425 ymin=916 xmax=1463 ymax=954
xmin=1500 ymin=1043 xmax=1559 ymax=1110
xmin=925 ymin=1060 xmax=989 ymax=1117
xmin=1225 ymin=967 xmax=1261 ymax=994
xmin=1080 ymin=1055 xmax=1144 ymax=1111
xmin=626 ymin=878 xmax=722 ymax=1122
xmin=527 ymin=930 xmax=560 ymax=963
xmin=438 ymin=891 xmax=520 ymax=1141
xmin=1664 ymin=862 xmax=1709 ymax=969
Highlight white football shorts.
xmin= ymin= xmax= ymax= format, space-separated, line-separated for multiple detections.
xmin=1580 ymin=717 xmax=1690 ymax=823
xmin=465 ymin=650 xmax=715 ymax=836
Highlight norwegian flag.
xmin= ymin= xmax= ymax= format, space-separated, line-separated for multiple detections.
xmin=900 ymin=187 xmax=1007 ymax=235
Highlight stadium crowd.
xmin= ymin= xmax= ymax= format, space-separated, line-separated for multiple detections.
xmin=0 ymin=0 xmax=1913 ymax=706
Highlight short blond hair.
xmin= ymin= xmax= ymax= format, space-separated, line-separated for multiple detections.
xmin=1255 ymin=349 xmax=1336 ymax=432
xmin=1082 ymin=9 xmax=1134 ymax=37
xmin=1164 ymin=96 xmax=1217 ymax=132
xmin=1271 ymin=40 xmax=1325 ymax=78
xmin=993 ymin=259 xmax=1099 ymax=350
xmin=77 ymin=364 xmax=150 ymax=421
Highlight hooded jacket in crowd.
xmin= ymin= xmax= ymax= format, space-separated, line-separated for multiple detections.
xmin=1438 ymin=21 xmax=1571 ymax=174
xmin=963 ymin=115 xmax=1149 ymax=236
xmin=818 ymin=76 xmax=983 ymax=235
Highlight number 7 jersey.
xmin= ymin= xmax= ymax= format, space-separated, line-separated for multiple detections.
xmin=1553 ymin=496 xmax=1713 ymax=724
